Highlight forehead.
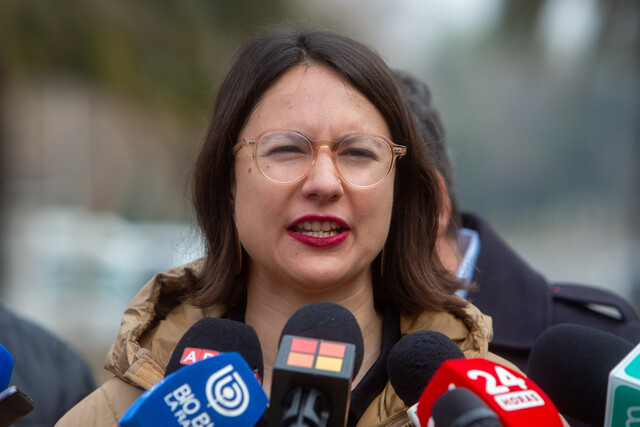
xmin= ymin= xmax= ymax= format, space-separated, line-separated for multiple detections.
xmin=240 ymin=64 xmax=390 ymax=140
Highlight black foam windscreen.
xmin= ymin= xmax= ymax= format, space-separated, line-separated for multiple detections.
xmin=387 ymin=330 xmax=465 ymax=406
xmin=165 ymin=317 xmax=263 ymax=378
xmin=432 ymin=387 xmax=502 ymax=427
xmin=280 ymin=302 xmax=364 ymax=378
xmin=527 ymin=323 xmax=634 ymax=426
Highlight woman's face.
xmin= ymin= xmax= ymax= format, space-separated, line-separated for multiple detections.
xmin=232 ymin=64 xmax=396 ymax=296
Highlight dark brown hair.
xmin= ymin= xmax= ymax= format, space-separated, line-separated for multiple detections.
xmin=394 ymin=69 xmax=461 ymax=239
xmin=190 ymin=27 xmax=465 ymax=314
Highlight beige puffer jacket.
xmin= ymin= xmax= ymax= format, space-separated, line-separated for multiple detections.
xmin=56 ymin=260 xmax=520 ymax=427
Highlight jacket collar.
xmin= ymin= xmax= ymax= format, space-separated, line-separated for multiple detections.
xmin=104 ymin=259 xmax=225 ymax=390
xmin=103 ymin=258 xmax=494 ymax=427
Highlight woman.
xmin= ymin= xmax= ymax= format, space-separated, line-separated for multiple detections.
xmin=57 ymin=28 xmax=509 ymax=426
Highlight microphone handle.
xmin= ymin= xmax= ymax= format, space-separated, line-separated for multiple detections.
xmin=280 ymin=386 xmax=330 ymax=427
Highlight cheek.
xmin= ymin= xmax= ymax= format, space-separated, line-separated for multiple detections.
xmin=232 ymin=159 xmax=256 ymax=207
xmin=233 ymin=165 xmax=285 ymax=241
xmin=358 ymin=182 xmax=395 ymax=236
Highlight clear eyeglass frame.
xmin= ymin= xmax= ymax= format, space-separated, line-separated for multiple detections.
xmin=232 ymin=129 xmax=407 ymax=188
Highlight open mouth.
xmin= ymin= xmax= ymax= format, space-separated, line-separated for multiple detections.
xmin=291 ymin=220 xmax=346 ymax=238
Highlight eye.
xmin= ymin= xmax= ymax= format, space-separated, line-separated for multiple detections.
xmin=268 ymin=144 xmax=306 ymax=155
xmin=258 ymin=132 xmax=311 ymax=158
xmin=338 ymin=136 xmax=385 ymax=161
xmin=340 ymin=147 xmax=376 ymax=159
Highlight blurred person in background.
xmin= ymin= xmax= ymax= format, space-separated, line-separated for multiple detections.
xmin=394 ymin=69 xmax=640 ymax=372
xmin=0 ymin=305 xmax=97 ymax=426
xmin=57 ymin=27 xmax=524 ymax=426
xmin=0 ymin=76 xmax=96 ymax=425
xmin=0 ymin=88 xmax=96 ymax=427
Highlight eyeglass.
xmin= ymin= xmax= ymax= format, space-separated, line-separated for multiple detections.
xmin=232 ymin=130 xmax=406 ymax=188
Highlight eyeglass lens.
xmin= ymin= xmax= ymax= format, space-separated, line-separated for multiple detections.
xmin=255 ymin=131 xmax=394 ymax=186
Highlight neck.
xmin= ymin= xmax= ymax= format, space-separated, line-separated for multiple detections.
xmin=244 ymin=272 xmax=383 ymax=397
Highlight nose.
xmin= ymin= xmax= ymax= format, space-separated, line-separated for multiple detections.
xmin=300 ymin=147 xmax=344 ymax=201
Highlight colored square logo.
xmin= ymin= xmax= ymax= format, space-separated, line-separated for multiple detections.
xmin=286 ymin=352 xmax=315 ymax=369
xmin=284 ymin=337 xmax=346 ymax=373
xmin=315 ymin=355 xmax=343 ymax=372
xmin=290 ymin=338 xmax=318 ymax=354
xmin=318 ymin=342 xmax=345 ymax=358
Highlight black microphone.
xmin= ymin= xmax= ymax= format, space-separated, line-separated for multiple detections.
xmin=527 ymin=323 xmax=634 ymax=426
xmin=268 ymin=302 xmax=364 ymax=427
xmin=432 ymin=387 xmax=502 ymax=427
xmin=387 ymin=330 xmax=465 ymax=407
xmin=279 ymin=302 xmax=364 ymax=376
xmin=165 ymin=317 xmax=264 ymax=380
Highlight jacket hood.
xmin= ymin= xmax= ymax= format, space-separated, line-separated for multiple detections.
xmin=104 ymin=259 xmax=227 ymax=390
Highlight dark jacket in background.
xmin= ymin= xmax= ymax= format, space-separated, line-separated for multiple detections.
xmin=0 ymin=303 xmax=96 ymax=426
xmin=462 ymin=212 xmax=640 ymax=373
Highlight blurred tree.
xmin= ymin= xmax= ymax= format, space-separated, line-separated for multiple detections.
xmin=440 ymin=0 xmax=639 ymax=215
xmin=0 ymin=0 xmax=291 ymax=122
xmin=0 ymin=0 xmax=297 ymax=223
xmin=497 ymin=0 xmax=546 ymax=47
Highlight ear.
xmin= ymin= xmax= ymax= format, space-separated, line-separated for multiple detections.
xmin=435 ymin=171 xmax=452 ymax=239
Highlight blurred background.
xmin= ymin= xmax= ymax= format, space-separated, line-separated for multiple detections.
xmin=1 ymin=0 xmax=638 ymax=384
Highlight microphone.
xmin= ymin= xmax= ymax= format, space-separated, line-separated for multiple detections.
xmin=0 ymin=345 xmax=13 ymax=391
xmin=527 ymin=323 xmax=636 ymax=426
xmin=606 ymin=341 xmax=640 ymax=427
xmin=119 ymin=318 xmax=268 ymax=427
xmin=387 ymin=330 xmax=465 ymax=407
xmin=0 ymin=344 xmax=35 ymax=427
xmin=268 ymin=302 xmax=364 ymax=427
xmin=415 ymin=358 xmax=563 ymax=427
xmin=164 ymin=317 xmax=264 ymax=381
xmin=431 ymin=387 xmax=502 ymax=427
xmin=386 ymin=331 xmax=562 ymax=426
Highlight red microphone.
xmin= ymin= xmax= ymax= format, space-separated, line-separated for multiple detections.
xmin=413 ymin=358 xmax=563 ymax=427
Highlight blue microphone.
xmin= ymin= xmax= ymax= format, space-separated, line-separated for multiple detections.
xmin=0 ymin=345 xmax=13 ymax=391
xmin=119 ymin=352 xmax=268 ymax=427
xmin=0 ymin=344 xmax=35 ymax=426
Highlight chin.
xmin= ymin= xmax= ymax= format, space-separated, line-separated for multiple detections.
xmin=287 ymin=266 xmax=368 ymax=294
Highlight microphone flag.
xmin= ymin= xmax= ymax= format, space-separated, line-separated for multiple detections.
xmin=605 ymin=343 xmax=640 ymax=427
xmin=268 ymin=335 xmax=357 ymax=427
xmin=415 ymin=358 xmax=563 ymax=427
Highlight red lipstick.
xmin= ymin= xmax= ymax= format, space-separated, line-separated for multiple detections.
xmin=287 ymin=215 xmax=350 ymax=248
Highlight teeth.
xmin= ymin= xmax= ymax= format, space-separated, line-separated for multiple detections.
xmin=295 ymin=220 xmax=343 ymax=237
